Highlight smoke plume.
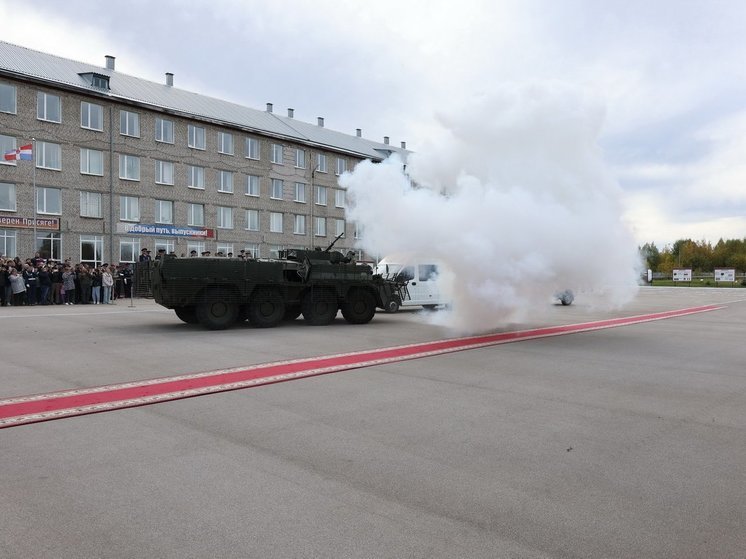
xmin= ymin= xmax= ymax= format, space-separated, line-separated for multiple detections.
xmin=340 ymin=83 xmax=641 ymax=332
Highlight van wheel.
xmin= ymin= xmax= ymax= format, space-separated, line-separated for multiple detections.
xmin=302 ymin=287 xmax=338 ymax=325
xmin=342 ymin=288 xmax=376 ymax=324
xmin=384 ymin=296 xmax=400 ymax=313
xmin=174 ymin=306 xmax=199 ymax=324
xmin=196 ymin=288 xmax=238 ymax=330
xmin=248 ymin=288 xmax=285 ymax=328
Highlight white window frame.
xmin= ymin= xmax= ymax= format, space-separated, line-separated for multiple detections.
xmin=80 ymin=191 xmax=102 ymax=218
xmin=218 ymin=132 xmax=234 ymax=155
xmin=271 ymin=179 xmax=283 ymax=200
xmin=188 ymin=203 xmax=204 ymax=226
xmin=80 ymin=101 xmax=103 ymax=131
xmin=295 ymin=148 xmax=306 ymax=169
xmin=245 ymin=137 xmax=260 ymax=160
xmin=36 ymin=141 xmax=62 ymax=171
xmin=188 ymin=124 xmax=206 ymax=150
xmin=335 ymin=218 xmax=345 ymax=237
xmin=0 ymin=228 xmax=17 ymax=258
xmin=316 ymin=153 xmax=327 ymax=173
xmin=119 ymin=237 xmax=140 ymax=264
xmin=217 ymin=243 xmax=234 ymax=256
xmin=80 ymin=235 xmax=104 ymax=267
xmin=294 ymin=182 xmax=306 ymax=203
xmin=314 ymin=216 xmax=326 ymax=237
xmin=119 ymin=195 xmax=140 ymax=222
xmin=243 ymin=244 xmax=259 ymax=258
xmin=154 ymin=239 xmax=175 ymax=254
xmin=246 ymin=175 xmax=260 ymax=197
xmin=218 ymin=170 xmax=234 ymax=193
xmin=271 ymin=143 xmax=283 ymax=164
xmin=119 ymin=154 xmax=141 ymax=181
xmin=155 ymin=117 xmax=174 ymax=144
xmin=294 ymin=214 xmax=306 ymax=235
xmin=0 ymin=135 xmax=16 ymax=167
xmin=0 ymin=182 xmax=17 ymax=211
xmin=270 ymin=212 xmax=283 ymax=233
xmin=188 ymin=165 xmax=205 ymax=189
xmin=155 ymin=199 xmax=173 ymax=224
xmin=315 ymin=185 xmax=327 ymax=206
xmin=0 ymin=82 xmax=17 ymax=114
xmin=217 ymin=206 xmax=233 ymax=229
xmin=37 ymin=187 xmax=62 ymax=215
xmin=37 ymin=92 xmax=61 ymax=123
xmin=120 ymin=110 xmax=140 ymax=137
xmin=336 ymin=158 xmax=347 ymax=175
xmin=335 ymin=189 xmax=346 ymax=208
xmin=80 ymin=148 xmax=104 ymax=176
xmin=245 ymin=209 xmax=259 ymax=231
xmin=187 ymin=241 xmax=206 ymax=256
xmin=155 ymin=160 xmax=175 ymax=185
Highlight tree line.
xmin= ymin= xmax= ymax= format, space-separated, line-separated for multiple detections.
xmin=640 ymin=238 xmax=746 ymax=273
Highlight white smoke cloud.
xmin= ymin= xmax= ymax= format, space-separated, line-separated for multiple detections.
xmin=340 ymin=82 xmax=641 ymax=332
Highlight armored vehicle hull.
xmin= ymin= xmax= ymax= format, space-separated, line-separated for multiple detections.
xmin=151 ymin=250 xmax=404 ymax=330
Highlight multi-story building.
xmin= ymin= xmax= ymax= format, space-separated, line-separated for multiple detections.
xmin=0 ymin=41 xmax=407 ymax=264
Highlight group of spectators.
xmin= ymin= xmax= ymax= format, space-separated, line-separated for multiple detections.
xmin=1 ymin=252 xmax=134 ymax=307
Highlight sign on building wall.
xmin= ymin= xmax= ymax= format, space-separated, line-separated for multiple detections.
xmin=714 ymin=268 xmax=736 ymax=282
xmin=117 ymin=223 xmax=214 ymax=238
xmin=672 ymin=268 xmax=692 ymax=282
xmin=0 ymin=216 xmax=60 ymax=230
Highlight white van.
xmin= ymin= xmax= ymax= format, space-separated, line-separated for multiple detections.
xmin=374 ymin=254 xmax=452 ymax=312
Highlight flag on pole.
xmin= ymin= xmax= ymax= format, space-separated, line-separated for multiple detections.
xmin=4 ymin=144 xmax=33 ymax=161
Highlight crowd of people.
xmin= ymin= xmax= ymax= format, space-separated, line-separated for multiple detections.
xmin=1 ymin=252 xmax=135 ymax=307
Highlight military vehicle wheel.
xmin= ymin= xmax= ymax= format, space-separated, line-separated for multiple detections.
xmin=302 ymin=287 xmax=338 ymax=325
xmin=283 ymin=305 xmax=302 ymax=321
xmin=196 ymin=289 xmax=238 ymax=330
xmin=384 ymin=296 xmax=400 ymax=313
xmin=248 ymin=288 xmax=285 ymax=328
xmin=174 ymin=306 xmax=199 ymax=324
xmin=342 ymin=288 xmax=376 ymax=324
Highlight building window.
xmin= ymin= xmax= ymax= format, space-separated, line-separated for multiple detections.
xmin=354 ymin=222 xmax=364 ymax=239
xmin=315 ymin=185 xmax=327 ymax=206
xmin=188 ymin=165 xmax=205 ymax=189
xmin=217 ymin=243 xmax=234 ymax=256
xmin=37 ymin=92 xmax=61 ymax=122
xmin=36 ymin=141 xmax=62 ymax=171
xmin=188 ymin=124 xmax=206 ymax=150
xmin=245 ymin=209 xmax=259 ymax=231
xmin=218 ymin=132 xmax=234 ymax=155
xmin=155 ymin=199 xmax=173 ymax=224
xmin=316 ymin=153 xmax=327 ymax=173
xmin=120 ymin=110 xmax=140 ymax=137
xmin=155 ymin=118 xmax=174 ymax=144
xmin=119 ymin=238 xmax=140 ymax=263
xmin=217 ymin=206 xmax=233 ymax=229
xmin=218 ymin=170 xmax=234 ymax=193
xmin=243 ymin=244 xmax=259 ymax=258
xmin=80 ymin=191 xmax=102 ymax=218
xmin=154 ymin=239 xmax=175 ymax=254
xmin=271 ymin=179 xmax=283 ymax=200
xmin=155 ymin=160 xmax=174 ymax=185
xmin=246 ymin=175 xmax=260 ymax=197
xmin=188 ymin=203 xmax=204 ymax=226
xmin=120 ymin=195 xmax=140 ymax=222
xmin=37 ymin=187 xmax=61 ymax=215
xmin=294 ymin=182 xmax=306 ymax=203
xmin=294 ymin=214 xmax=305 ymax=235
xmin=0 ymin=82 xmax=16 ymax=114
xmin=295 ymin=149 xmax=306 ymax=169
xmin=187 ymin=241 xmax=205 ymax=256
xmin=80 ymin=235 xmax=104 ymax=266
xmin=0 ymin=182 xmax=17 ymax=211
xmin=314 ymin=217 xmax=326 ymax=237
xmin=336 ymin=158 xmax=347 ymax=175
xmin=37 ymin=232 xmax=61 ymax=261
xmin=0 ymin=229 xmax=17 ymax=257
xmin=245 ymin=137 xmax=260 ymax=159
xmin=80 ymin=101 xmax=103 ymax=131
xmin=270 ymin=212 xmax=283 ymax=233
xmin=0 ymin=135 xmax=16 ymax=166
xmin=335 ymin=219 xmax=345 ymax=237
xmin=335 ymin=189 xmax=346 ymax=208
xmin=80 ymin=148 xmax=104 ymax=176
xmin=119 ymin=154 xmax=140 ymax=181
xmin=271 ymin=143 xmax=283 ymax=164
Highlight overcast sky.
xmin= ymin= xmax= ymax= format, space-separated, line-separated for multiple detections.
xmin=2 ymin=0 xmax=745 ymax=247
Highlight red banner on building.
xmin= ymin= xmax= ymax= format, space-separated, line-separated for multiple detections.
xmin=0 ymin=216 xmax=60 ymax=230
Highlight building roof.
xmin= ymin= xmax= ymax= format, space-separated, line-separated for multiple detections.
xmin=0 ymin=40 xmax=408 ymax=162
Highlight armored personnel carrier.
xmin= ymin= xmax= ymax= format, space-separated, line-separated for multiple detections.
xmin=150 ymin=246 xmax=405 ymax=330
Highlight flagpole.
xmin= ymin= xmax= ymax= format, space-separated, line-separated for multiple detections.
xmin=32 ymin=137 xmax=37 ymax=256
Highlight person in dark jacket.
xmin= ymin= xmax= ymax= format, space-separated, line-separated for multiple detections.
xmin=38 ymin=265 xmax=52 ymax=305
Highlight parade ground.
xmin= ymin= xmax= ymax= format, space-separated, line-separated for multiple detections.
xmin=1 ymin=287 xmax=745 ymax=558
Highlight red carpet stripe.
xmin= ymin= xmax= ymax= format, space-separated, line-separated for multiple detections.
xmin=0 ymin=305 xmax=722 ymax=428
